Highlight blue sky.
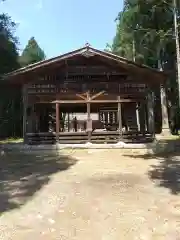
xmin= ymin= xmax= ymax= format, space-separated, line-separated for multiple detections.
xmin=0 ymin=0 xmax=123 ymax=58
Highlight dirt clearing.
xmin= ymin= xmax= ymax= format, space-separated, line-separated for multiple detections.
xmin=0 ymin=149 xmax=180 ymax=239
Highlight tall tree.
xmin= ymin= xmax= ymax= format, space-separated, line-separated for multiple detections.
xmin=0 ymin=13 xmax=21 ymax=138
xmin=109 ymin=0 xmax=180 ymax=134
xmin=0 ymin=14 xmax=19 ymax=75
xmin=19 ymin=37 xmax=46 ymax=67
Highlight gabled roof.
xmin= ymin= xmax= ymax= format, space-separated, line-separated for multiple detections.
xmin=4 ymin=43 xmax=166 ymax=81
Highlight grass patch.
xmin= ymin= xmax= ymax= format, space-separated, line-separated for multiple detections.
xmin=0 ymin=138 xmax=23 ymax=144
xmin=156 ymin=134 xmax=180 ymax=141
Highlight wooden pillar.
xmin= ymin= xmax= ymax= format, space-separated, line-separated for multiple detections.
xmin=27 ymin=104 xmax=34 ymax=134
xmin=136 ymin=102 xmax=140 ymax=131
xmin=117 ymin=96 xmax=123 ymax=140
xmin=22 ymin=84 xmax=28 ymax=144
xmin=56 ymin=102 xmax=60 ymax=143
xmin=145 ymin=103 xmax=149 ymax=132
xmin=147 ymin=91 xmax=155 ymax=135
xmin=86 ymin=102 xmax=91 ymax=142
xmin=86 ymin=91 xmax=92 ymax=142
xmin=139 ymin=102 xmax=146 ymax=135
xmin=67 ymin=113 xmax=70 ymax=132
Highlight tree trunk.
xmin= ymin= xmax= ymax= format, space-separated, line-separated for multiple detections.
xmin=173 ymin=0 xmax=180 ymax=107
xmin=160 ymin=84 xmax=170 ymax=135
xmin=156 ymin=48 xmax=171 ymax=135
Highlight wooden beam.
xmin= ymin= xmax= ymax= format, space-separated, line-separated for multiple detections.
xmin=56 ymin=102 xmax=60 ymax=142
xmin=91 ymin=91 xmax=105 ymax=100
xmin=76 ymin=93 xmax=87 ymax=100
xmin=117 ymin=96 xmax=123 ymax=140
xmin=52 ymin=100 xmax=86 ymax=104
xmin=51 ymin=99 xmax=143 ymax=104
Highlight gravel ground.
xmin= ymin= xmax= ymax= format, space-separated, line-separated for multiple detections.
xmin=0 ymin=149 xmax=180 ymax=239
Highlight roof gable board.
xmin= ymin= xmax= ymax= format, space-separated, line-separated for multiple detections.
xmin=3 ymin=45 xmax=166 ymax=81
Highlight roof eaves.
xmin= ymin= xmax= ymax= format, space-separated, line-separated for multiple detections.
xmin=3 ymin=45 xmax=166 ymax=80
xmin=89 ymin=47 xmax=164 ymax=76
xmin=3 ymin=46 xmax=88 ymax=78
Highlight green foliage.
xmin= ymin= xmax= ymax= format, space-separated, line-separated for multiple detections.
xmin=0 ymin=13 xmax=21 ymax=138
xmin=0 ymin=14 xmax=19 ymax=75
xmin=0 ymin=14 xmax=46 ymax=139
xmin=19 ymin=37 xmax=46 ymax=67
xmin=109 ymin=0 xmax=180 ymax=132
xmin=111 ymin=0 xmax=178 ymax=67
xmin=0 ymin=85 xmax=23 ymax=138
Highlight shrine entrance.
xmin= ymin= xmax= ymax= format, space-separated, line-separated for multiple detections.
xmin=5 ymin=45 xmax=165 ymax=144
xmin=26 ymin=93 xmax=151 ymax=144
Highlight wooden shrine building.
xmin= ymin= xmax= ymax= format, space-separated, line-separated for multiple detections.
xmin=4 ymin=44 xmax=166 ymax=144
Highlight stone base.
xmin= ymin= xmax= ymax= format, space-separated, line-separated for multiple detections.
xmin=1 ymin=135 xmax=180 ymax=156
xmin=160 ymin=128 xmax=171 ymax=137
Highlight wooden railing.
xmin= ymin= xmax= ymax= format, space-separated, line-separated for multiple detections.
xmin=26 ymin=131 xmax=154 ymax=145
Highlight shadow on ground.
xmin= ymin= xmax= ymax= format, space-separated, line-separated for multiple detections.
xmin=122 ymin=138 xmax=180 ymax=194
xmin=0 ymin=149 xmax=77 ymax=214
xmin=124 ymin=142 xmax=180 ymax=195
